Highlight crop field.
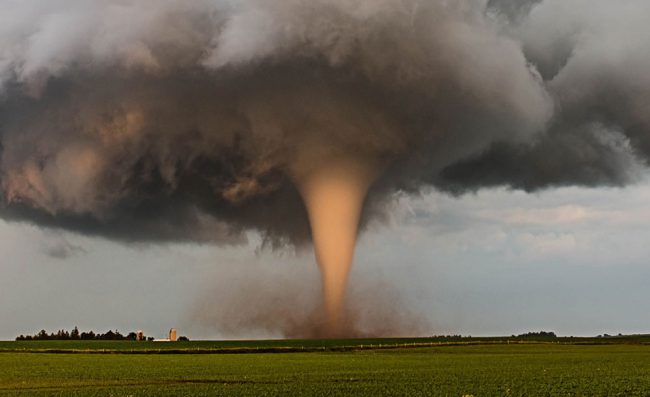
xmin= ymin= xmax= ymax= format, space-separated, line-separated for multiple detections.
xmin=1 ymin=339 xmax=650 ymax=396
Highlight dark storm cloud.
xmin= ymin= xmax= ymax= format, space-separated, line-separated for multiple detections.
xmin=438 ymin=123 xmax=639 ymax=193
xmin=0 ymin=0 xmax=648 ymax=244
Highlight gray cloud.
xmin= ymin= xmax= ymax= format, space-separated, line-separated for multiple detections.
xmin=487 ymin=0 xmax=542 ymax=22
xmin=0 ymin=0 xmax=648 ymax=245
xmin=437 ymin=123 xmax=641 ymax=193
xmin=42 ymin=236 xmax=87 ymax=260
xmin=434 ymin=0 xmax=650 ymax=194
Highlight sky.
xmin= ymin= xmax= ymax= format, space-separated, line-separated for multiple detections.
xmin=1 ymin=0 xmax=650 ymax=341
xmin=2 ymin=179 xmax=649 ymax=340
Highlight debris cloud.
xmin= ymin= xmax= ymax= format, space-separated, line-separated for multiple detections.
xmin=191 ymin=265 xmax=430 ymax=339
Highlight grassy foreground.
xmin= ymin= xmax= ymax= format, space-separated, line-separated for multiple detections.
xmin=1 ymin=341 xmax=650 ymax=396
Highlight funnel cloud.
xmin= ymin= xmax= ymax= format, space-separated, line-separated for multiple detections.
xmin=1 ymin=0 xmax=650 ymax=336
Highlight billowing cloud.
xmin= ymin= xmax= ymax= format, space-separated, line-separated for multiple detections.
xmin=438 ymin=0 xmax=650 ymax=192
xmin=0 ymin=0 xmax=647 ymax=245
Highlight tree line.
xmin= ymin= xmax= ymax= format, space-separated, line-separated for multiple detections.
xmin=515 ymin=331 xmax=557 ymax=338
xmin=16 ymin=327 xmax=166 ymax=341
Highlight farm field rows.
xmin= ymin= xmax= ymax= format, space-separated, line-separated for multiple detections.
xmin=1 ymin=343 xmax=650 ymax=396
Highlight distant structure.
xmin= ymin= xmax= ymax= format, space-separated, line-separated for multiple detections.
xmin=151 ymin=328 xmax=178 ymax=342
xmin=136 ymin=330 xmax=144 ymax=341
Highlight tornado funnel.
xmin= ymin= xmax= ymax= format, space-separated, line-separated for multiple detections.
xmin=290 ymin=148 xmax=382 ymax=336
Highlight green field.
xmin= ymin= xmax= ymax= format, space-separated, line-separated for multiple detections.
xmin=1 ymin=339 xmax=650 ymax=396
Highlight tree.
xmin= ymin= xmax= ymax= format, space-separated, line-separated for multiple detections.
xmin=517 ymin=331 xmax=557 ymax=338
xmin=37 ymin=330 xmax=49 ymax=340
xmin=70 ymin=326 xmax=80 ymax=340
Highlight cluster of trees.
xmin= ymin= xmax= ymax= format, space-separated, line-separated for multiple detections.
xmin=429 ymin=335 xmax=465 ymax=340
xmin=597 ymin=333 xmax=624 ymax=338
xmin=16 ymin=327 xmax=152 ymax=341
xmin=16 ymin=327 xmax=190 ymax=341
xmin=515 ymin=331 xmax=557 ymax=338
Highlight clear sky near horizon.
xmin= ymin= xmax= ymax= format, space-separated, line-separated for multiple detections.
xmin=2 ymin=180 xmax=649 ymax=341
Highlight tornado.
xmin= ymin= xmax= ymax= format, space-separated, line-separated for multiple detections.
xmin=290 ymin=147 xmax=383 ymax=335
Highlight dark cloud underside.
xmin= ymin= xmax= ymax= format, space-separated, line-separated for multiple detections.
xmin=0 ymin=0 xmax=648 ymax=244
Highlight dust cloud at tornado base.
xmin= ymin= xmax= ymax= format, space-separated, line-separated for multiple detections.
xmin=190 ymin=263 xmax=431 ymax=339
